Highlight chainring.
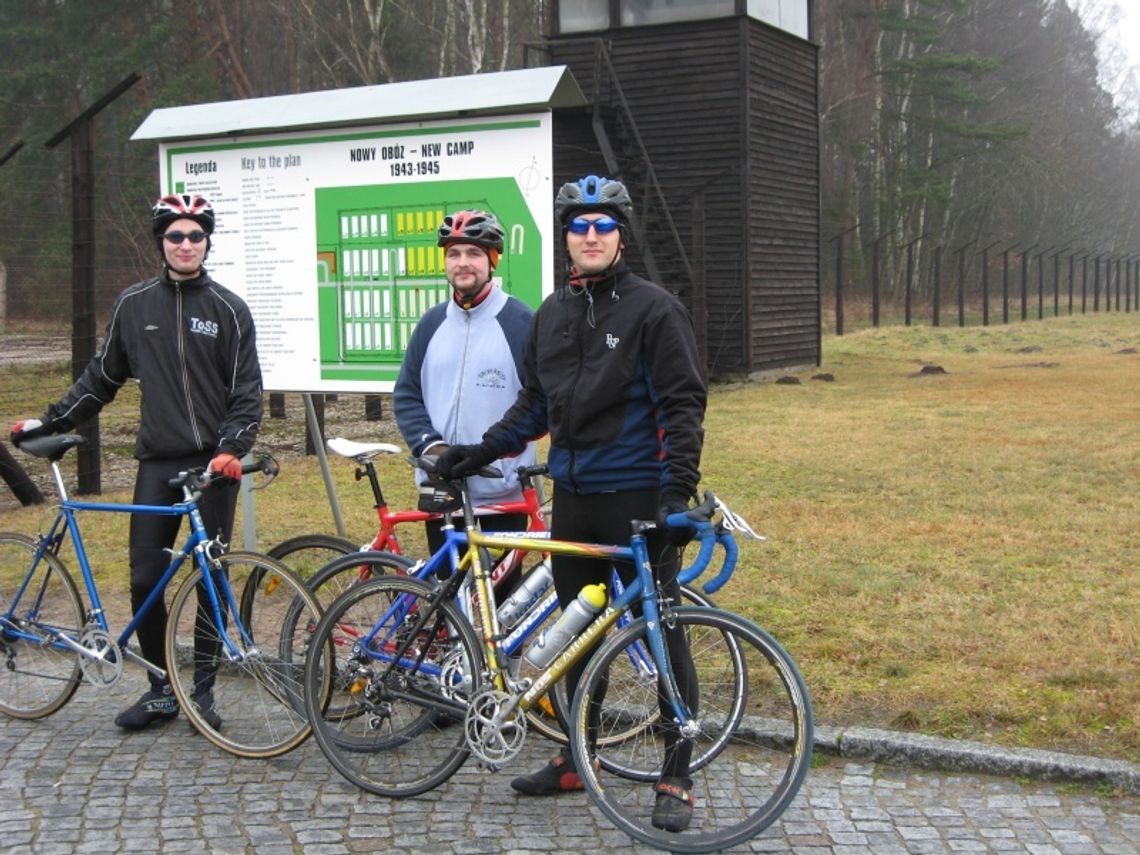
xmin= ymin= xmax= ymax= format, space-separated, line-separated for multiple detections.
xmin=464 ymin=687 xmax=527 ymax=766
xmin=77 ymin=628 xmax=124 ymax=687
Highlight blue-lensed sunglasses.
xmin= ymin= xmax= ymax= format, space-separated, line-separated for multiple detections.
xmin=565 ymin=216 xmax=621 ymax=235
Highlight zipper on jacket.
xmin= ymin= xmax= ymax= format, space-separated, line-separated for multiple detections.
xmin=176 ymin=283 xmax=204 ymax=450
xmin=454 ymin=307 xmax=473 ymax=443
xmin=565 ymin=287 xmax=590 ymax=494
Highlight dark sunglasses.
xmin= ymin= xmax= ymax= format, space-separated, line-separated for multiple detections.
xmin=565 ymin=216 xmax=621 ymax=235
xmin=163 ymin=230 xmax=208 ymax=245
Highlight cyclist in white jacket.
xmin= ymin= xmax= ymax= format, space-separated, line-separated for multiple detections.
xmin=393 ymin=209 xmax=537 ymax=560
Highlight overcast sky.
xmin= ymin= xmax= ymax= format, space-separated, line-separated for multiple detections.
xmin=1072 ymin=0 xmax=1140 ymax=126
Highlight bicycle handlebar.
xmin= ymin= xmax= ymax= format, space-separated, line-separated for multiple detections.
xmin=670 ymin=492 xmax=756 ymax=594
xmin=168 ymin=452 xmax=279 ymax=492
xmin=700 ymin=530 xmax=738 ymax=595
xmin=673 ymin=492 xmax=721 ymax=588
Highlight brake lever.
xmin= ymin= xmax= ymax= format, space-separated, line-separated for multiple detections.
xmin=714 ymin=497 xmax=766 ymax=541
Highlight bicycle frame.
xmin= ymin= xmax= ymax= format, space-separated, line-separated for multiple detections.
xmin=355 ymin=495 xmax=722 ymax=730
xmin=325 ymin=438 xmax=549 ymax=586
xmin=8 ymin=456 xmax=253 ymax=677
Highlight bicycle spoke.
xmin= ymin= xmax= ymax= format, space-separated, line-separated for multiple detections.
xmin=304 ymin=575 xmax=483 ymax=797
xmin=165 ymin=553 xmax=325 ymax=759
xmin=572 ymin=607 xmax=812 ymax=854
xmin=0 ymin=533 xmax=84 ymax=719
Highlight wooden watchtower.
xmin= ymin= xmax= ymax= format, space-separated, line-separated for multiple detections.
xmin=541 ymin=0 xmax=819 ymax=377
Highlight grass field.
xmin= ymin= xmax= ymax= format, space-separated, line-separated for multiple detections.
xmin=3 ymin=313 xmax=1139 ymax=762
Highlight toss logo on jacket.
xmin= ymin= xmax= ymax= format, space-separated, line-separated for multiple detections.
xmin=605 ymin=333 xmax=620 ymax=349
xmin=189 ymin=317 xmax=219 ymax=338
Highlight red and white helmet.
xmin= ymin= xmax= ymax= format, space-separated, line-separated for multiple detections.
xmin=437 ymin=209 xmax=505 ymax=269
xmin=151 ymin=194 xmax=215 ymax=236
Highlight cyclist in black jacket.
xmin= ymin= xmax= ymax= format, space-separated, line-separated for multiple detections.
xmin=438 ymin=175 xmax=706 ymax=833
xmin=10 ymin=194 xmax=262 ymax=732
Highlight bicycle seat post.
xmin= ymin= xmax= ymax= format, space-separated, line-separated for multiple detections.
xmin=49 ymin=460 xmax=69 ymax=503
xmin=357 ymin=459 xmax=385 ymax=510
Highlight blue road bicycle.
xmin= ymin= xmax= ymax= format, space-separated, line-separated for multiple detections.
xmin=302 ymin=463 xmax=813 ymax=854
xmin=0 ymin=434 xmax=328 ymax=759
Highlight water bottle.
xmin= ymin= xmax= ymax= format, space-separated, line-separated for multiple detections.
xmin=496 ymin=558 xmax=554 ymax=628
xmin=524 ymin=583 xmax=607 ymax=669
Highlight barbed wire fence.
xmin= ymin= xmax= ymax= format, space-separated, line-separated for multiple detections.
xmin=826 ymin=226 xmax=1140 ymax=335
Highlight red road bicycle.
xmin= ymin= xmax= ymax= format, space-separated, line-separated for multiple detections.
xmin=267 ymin=436 xmax=550 ymax=596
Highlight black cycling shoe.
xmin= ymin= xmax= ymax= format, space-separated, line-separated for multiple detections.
xmin=114 ymin=685 xmax=179 ymax=730
xmin=652 ymin=776 xmax=695 ymax=832
xmin=191 ymin=690 xmax=222 ymax=731
xmin=510 ymin=748 xmax=583 ymax=795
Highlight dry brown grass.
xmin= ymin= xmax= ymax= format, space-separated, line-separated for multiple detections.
xmin=704 ymin=316 xmax=1140 ymax=760
xmin=3 ymin=314 xmax=1140 ymax=760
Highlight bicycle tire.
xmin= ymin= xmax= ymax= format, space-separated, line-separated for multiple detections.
xmin=165 ymin=551 xmax=328 ymax=759
xmin=304 ymin=575 xmax=483 ymax=798
xmin=0 ymin=532 xmax=84 ymax=718
xmin=570 ymin=607 xmax=813 ymax=854
xmin=281 ymin=550 xmax=416 ymax=720
xmin=267 ymin=533 xmax=359 ymax=580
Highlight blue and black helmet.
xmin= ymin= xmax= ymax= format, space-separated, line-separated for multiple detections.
xmin=554 ymin=175 xmax=633 ymax=226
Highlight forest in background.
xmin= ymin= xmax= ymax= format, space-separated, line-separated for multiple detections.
xmin=0 ymin=0 xmax=1137 ymax=322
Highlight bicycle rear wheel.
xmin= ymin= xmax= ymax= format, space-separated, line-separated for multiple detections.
xmin=165 ymin=551 xmax=327 ymax=759
xmin=304 ymin=575 xmax=483 ymax=797
xmin=571 ymin=607 xmax=813 ymax=854
xmin=0 ymin=533 xmax=84 ymax=718
xmin=282 ymin=550 xmax=415 ymax=720
xmin=267 ymin=533 xmax=358 ymax=581
xmin=300 ymin=549 xmax=416 ymax=606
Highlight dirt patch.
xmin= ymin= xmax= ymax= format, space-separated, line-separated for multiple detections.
xmin=0 ymin=333 xmax=74 ymax=367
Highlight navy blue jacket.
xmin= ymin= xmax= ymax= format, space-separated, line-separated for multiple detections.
xmin=482 ymin=261 xmax=706 ymax=498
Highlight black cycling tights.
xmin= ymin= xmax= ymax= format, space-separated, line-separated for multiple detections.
xmin=129 ymin=453 xmax=238 ymax=690
xmin=550 ymin=485 xmax=698 ymax=779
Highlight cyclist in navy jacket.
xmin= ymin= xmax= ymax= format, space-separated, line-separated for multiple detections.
xmin=11 ymin=194 xmax=262 ymax=732
xmin=438 ymin=176 xmax=706 ymax=833
xmin=393 ymin=210 xmax=536 ymax=561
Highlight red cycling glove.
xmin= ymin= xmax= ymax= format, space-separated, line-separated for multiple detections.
xmin=208 ymin=452 xmax=243 ymax=482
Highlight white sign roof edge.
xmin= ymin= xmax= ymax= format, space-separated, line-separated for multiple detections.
xmin=131 ymin=65 xmax=587 ymax=142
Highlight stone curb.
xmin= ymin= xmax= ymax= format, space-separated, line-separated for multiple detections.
xmin=814 ymin=724 xmax=1140 ymax=793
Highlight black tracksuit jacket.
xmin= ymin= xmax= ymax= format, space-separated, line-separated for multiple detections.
xmin=43 ymin=268 xmax=262 ymax=460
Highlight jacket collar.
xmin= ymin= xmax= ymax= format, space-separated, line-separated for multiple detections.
xmin=567 ymin=258 xmax=629 ymax=293
xmin=161 ymin=266 xmax=209 ymax=287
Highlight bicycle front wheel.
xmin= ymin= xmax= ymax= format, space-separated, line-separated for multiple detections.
xmin=165 ymin=551 xmax=327 ymax=759
xmin=304 ymin=575 xmax=483 ymax=798
xmin=267 ymin=533 xmax=358 ymax=580
xmin=571 ymin=607 xmax=813 ymax=854
xmin=531 ymin=583 xmax=742 ymax=762
xmin=0 ymin=533 xmax=84 ymax=718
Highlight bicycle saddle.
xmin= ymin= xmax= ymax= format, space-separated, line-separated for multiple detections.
xmin=13 ymin=434 xmax=86 ymax=461
xmin=327 ymin=437 xmax=402 ymax=460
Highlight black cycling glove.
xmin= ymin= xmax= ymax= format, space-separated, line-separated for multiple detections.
xmin=436 ymin=443 xmax=495 ymax=479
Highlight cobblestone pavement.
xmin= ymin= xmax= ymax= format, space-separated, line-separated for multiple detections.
xmin=3 ymin=681 xmax=1140 ymax=854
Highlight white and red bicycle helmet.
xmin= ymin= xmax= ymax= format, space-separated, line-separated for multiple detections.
xmin=151 ymin=193 xmax=215 ymax=236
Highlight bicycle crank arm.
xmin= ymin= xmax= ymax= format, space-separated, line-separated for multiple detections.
xmin=120 ymin=646 xmax=168 ymax=680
